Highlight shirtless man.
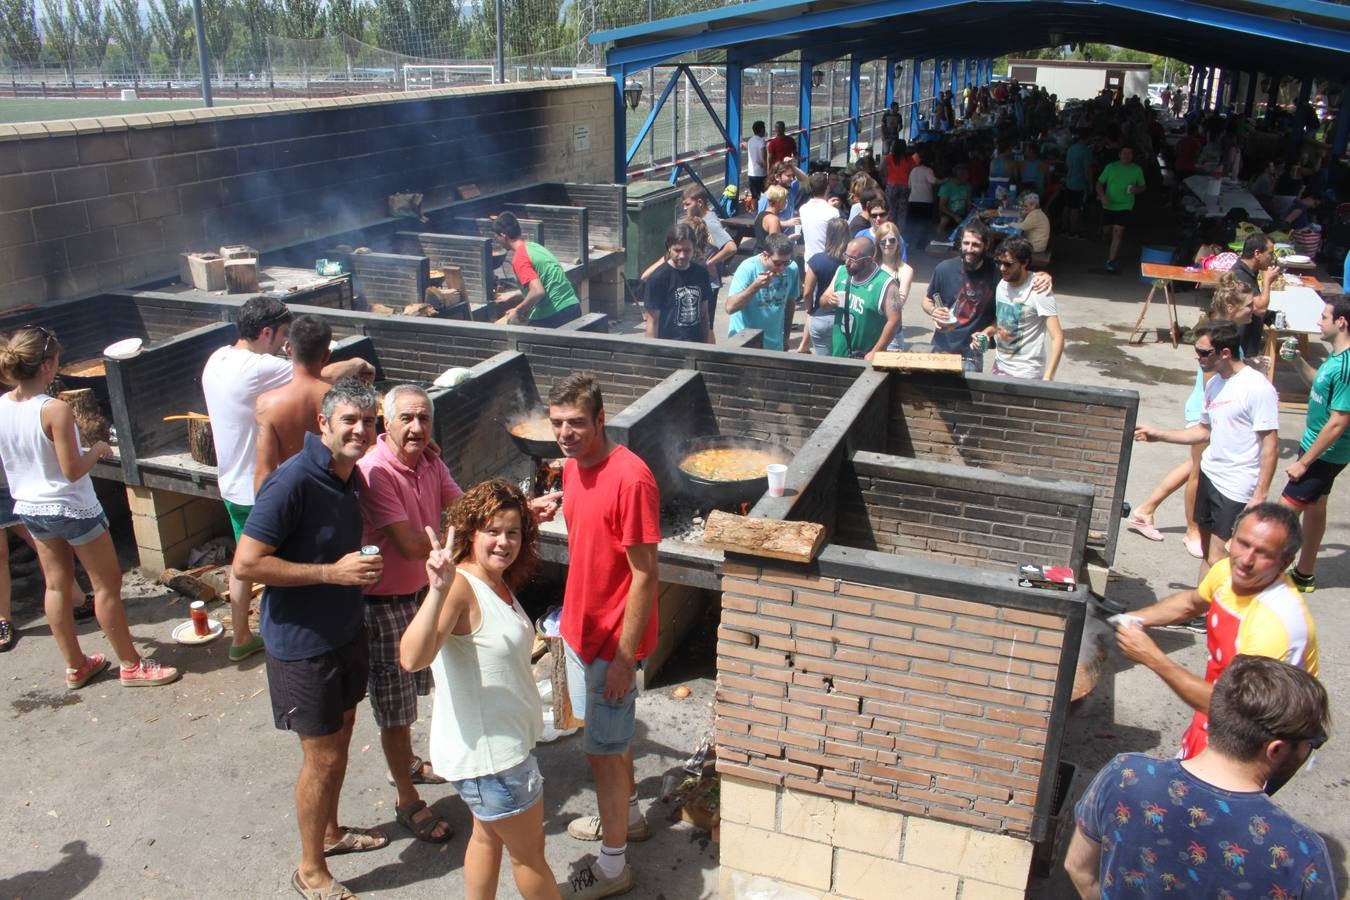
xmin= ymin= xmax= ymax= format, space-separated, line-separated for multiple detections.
xmin=254 ymin=315 xmax=341 ymax=493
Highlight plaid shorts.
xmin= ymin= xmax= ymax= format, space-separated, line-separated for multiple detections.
xmin=364 ymin=593 xmax=431 ymax=728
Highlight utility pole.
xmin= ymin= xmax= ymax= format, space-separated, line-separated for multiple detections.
xmin=495 ymin=0 xmax=505 ymax=84
xmin=192 ymin=0 xmax=212 ymax=106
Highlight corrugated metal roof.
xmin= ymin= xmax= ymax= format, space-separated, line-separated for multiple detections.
xmin=592 ymin=0 xmax=1350 ymax=79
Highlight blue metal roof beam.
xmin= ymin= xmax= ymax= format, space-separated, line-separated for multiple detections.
xmin=595 ymin=0 xmax=1350 ymax=79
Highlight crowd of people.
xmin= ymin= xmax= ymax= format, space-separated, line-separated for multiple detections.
xmin=0 ymin=298 xmax=660 ymax=900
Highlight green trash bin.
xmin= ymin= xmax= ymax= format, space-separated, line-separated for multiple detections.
xmin=625 ymin=180 xmax=684 ymax=282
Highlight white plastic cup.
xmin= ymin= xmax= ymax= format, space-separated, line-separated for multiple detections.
xmin=766 ymin=464 xmax=788 ymax=497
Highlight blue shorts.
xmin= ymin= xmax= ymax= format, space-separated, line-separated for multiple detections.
xmin=21 ymin=512 xmax=108 ymax=546
xmin=451 ymin=754 xmax=544 ymax=822
xmin=565 ymin=640 xmax=641 ymax=756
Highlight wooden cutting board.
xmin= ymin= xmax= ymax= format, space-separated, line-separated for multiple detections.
xmin=871 ymin=352 xmax=966 ymax=373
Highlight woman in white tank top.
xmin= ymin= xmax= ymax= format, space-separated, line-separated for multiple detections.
xmin=400 ymin=479 xmax=559 ymax=899
xmin=0 ymin=327 xmax=177 ymax=689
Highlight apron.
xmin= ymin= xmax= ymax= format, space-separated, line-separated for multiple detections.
xmin=1178 ymin=601 xmax=1241 ymax=759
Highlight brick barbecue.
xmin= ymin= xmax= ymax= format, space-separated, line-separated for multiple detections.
xmin=0 ymin=81 xmax=1141 ymax=898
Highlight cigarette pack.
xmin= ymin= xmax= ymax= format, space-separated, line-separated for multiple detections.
xmin=1018 ymin=563 xmax=1077 ymax=591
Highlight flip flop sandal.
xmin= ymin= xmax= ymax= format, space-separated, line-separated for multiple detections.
xmin=1125 ymin=517 xmax=1164 ymax=542
xmin=395 ymin=799 xmax=454 ymax=844
xmin=72 ymin=595 xmax=96 ymax=621
xmin=291 ymin=869 xmax=355 ymax=899
xmin=0 ymin=619 xmax=15 ymax=653
xmin=322 ymin=825 xmax=389 ymax=857
xmin=386 ymin=755 xmax=448 ymax=786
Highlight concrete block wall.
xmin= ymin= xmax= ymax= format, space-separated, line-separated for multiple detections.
xmin=346 ymin=251 xmax=428 ymax=309
xmin=835 ymin=451 xmax=1096 ymax=573
xmin=715 ymin=554 xmax=1080 ymax=839
xmin=394 ymin=231 xmax=495 ymax=305
xmin=126 ymin=484 xmax=229 ymax=574
xmin=0 ymin=80 xmax=615 ymax=309
xmin=887 ymin=374 xmax=1137 ymax=563
xmin=720 ymin=776 xmax=1034 ymax=899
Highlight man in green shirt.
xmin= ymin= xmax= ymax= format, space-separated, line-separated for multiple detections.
xmin=492 ymin=211 xmax=582 ymax=327
xmin=1279 ymin=298 xmax=1350 ymax=592
xmin=821 ymin=236 xmax=902 ymax=360
xmin=1095 ymin=146 xmax=1146 ymax=274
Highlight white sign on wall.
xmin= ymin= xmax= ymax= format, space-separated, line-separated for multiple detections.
xmin=574 ymin=123 xmax=592 ymax=151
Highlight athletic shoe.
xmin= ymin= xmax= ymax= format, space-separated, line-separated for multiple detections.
xmin=1288 ymin=569 xmax=1316 ymax=593
xmin=66 ymin=653 xmax=109 ymax=690
xmin=1104 ymin=260 xmax=1119 ymax=274
xmin=567 ymin=814 xmax=652 ymax=842
xmin=560 ymin=861 xmax=633 ymax=899
xmin=120 ymin=658 xmax=180 ymax=687
xmin=1183 ymin=615 xmax=1207 ymax=634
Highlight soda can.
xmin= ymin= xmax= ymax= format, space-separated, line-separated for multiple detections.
xmin=360 ymin=544 xmax=381 ymax=557
xmin=974 ymin=333 xmax=989 ymax=352
xmin=1274 ymin=310 xmax=1288 ymax=330
xmin=1279 ymin=337 xmax=1299 ymax=361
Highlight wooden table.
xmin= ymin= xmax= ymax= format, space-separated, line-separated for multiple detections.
xmin=1130 ymin=263 xmax=1331 ymax=347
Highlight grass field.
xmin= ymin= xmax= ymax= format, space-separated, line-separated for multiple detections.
xmin=0 ymin=97 xmax=258 ymax=124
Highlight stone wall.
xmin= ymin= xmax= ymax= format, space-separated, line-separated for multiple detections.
xmin=0 ymin=80 xmax=614 ymax=308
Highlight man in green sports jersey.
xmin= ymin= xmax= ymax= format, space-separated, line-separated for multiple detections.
xmin=821 ymin=236 xmax=903 ymax=360
xmin=1279 ymin=298 xmax=1350 ymax=592
xmin=493 ymin=211 xmax=583 ymax=328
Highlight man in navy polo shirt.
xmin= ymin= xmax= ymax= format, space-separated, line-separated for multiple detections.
xmin=234 ymin=378 xmax=389 ymax=899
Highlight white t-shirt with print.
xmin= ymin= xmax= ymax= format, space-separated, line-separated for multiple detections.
xmin=993 ymin=278 xmax=1057 ymax=379
xmin=201 ymin=345 xmax=293 ymax=505
xmin=746 ymin=135 xmax=768 ymax=177
xmin=799 ymin=197 xmax=838 ymax=262
xmin=1200 ymin=365 xmax=1280 ymax=502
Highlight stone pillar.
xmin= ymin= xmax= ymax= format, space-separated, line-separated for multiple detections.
xmin=126 ymin=485 xmax=229 ymax=575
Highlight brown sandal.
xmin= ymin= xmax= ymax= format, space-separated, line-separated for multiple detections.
xmin=395 ymin=799 xmax=453 ymax=844
xmin=322 ymin=825 xmax=388 ymax=856
xmin=291 ymin=869 xmax=356 ymax=899
xmin=385 ymin=755 xmax=448 ymax=786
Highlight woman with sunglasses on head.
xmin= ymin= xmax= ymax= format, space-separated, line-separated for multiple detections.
xmin=400 ymin=479 xmax=559 ymax=899
xmin=872 ymin=220 xmax=915 ymax=352
xmin=1126 ymin=275 xmax=1256 ymax=556
xmin=0 ymin=327 xmax=178 ymax=688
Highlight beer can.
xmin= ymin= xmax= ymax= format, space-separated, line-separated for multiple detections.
xmin=1273 ymin=310 xmax=1287 ymax=330
xmin=360 ymin=544 xmax=381 ymax=557
xmin=974 ymin=333 xmax=989 ymax=352
xmin=1279 ymin=337 xmax=1299 ymax=360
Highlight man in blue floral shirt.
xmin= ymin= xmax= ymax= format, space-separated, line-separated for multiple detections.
xmin=1065 ymin=655 xmax=1334 ymax=899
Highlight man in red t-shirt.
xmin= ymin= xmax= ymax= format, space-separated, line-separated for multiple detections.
xmin=766 ymin=120 xmax=796 ymax=168
xmin=549 ymin=373 xmax=660 ymax=898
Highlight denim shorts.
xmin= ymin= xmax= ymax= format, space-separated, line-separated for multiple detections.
xmin=21 ymin=512 xmax=108 ymax=546
xmin=565 ymin=640 xmax=641 ymax=756
xmin=451 ymin=754 xmax=544 ymax=822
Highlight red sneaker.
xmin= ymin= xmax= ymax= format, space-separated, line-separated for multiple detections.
xmin=119 ymin=658 xmax=180 ymax=687
xmin=66 ymin=653 xmax=109 ymax=690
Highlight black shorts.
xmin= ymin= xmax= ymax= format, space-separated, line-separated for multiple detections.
xmin=748 ymin=175 xmax=766 ymax=200
xmin=1102 ymin=207 xmax=1134 ymax=228
xmin=1194 ymin=470 xmax=1246 ymax=540
xmin=529 ymin=303 xmax=583 ymax=329
xmin=266 ymin=630 xmax=370 ymax=737
xmin=1281 ymin=458 xmax=1347 ymax=506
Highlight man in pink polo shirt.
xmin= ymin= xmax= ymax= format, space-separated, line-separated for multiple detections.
xmin=357 ymin=384 xmax=462 ymax=844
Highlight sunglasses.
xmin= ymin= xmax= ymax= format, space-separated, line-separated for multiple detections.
xmin=1194 ymin=346 xmax=1217 ymax=358
xmin=768 ymin=257 xmax=792 ymax=268
xmin=995 ymin=259 xmax=1019 ymax=269
xmin=844 ymin=253 xmax=870 ymax=262
xmin=1300 ymin=731 xmax=1328 ymax=751
xmin=32 ymin=325 xmax=57 ymax=358
xmin=879 ymin=238 xmax=899 ymax=246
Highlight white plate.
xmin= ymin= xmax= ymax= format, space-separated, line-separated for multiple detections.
xmin=104 ymin=338 xmax=143 ymax=359
xmin=1284 ymin=254 xmax=1311 ymax=265
xmin=172 ymin=618 xmax=223 ymax=645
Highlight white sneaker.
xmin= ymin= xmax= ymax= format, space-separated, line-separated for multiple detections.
xmin=560 ymin=861 xmax=633 ymax=899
